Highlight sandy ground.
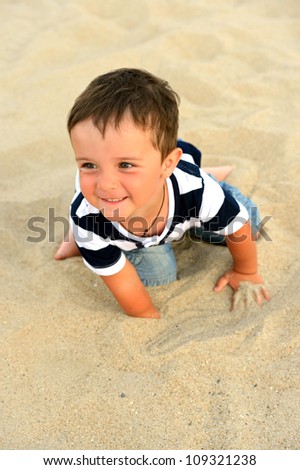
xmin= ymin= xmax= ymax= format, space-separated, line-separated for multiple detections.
xmin=1 ymin=0 xmax=300 ymax=450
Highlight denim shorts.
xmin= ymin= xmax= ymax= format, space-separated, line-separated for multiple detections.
xmin=124 ymin=180 xmax=261 ymax=287
xmin=124 ymin=243 xmax=177 ymax=287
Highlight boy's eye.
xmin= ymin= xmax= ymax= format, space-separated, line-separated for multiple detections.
xmin=119 ymin=162 xmax=134 ymax=169
xmin=82 ymin=162 xmax=97 ymax=169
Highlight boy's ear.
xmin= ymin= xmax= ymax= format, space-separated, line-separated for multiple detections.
xmin=161 ymin=147 xmax=182 ymax=177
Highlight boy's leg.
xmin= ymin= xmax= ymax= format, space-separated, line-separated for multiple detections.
xmin=124 ymin=243 xmax=177 ymax=287
xmin=202 ymin=166 xmax=235 ymax=181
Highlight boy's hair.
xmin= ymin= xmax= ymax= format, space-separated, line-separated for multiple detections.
xmin=67 ymin=68 xmax=180 ymax=160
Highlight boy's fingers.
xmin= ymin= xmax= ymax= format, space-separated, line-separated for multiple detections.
xmin=213 ymin=276 xmax=229 ymax=292
xmin=262 ymin=286 xmax=271 ymax=302
xmin=253 ymin=285 xmax=270 ymax=305
xmin=253 ymin=288 xmax=263 ymax=306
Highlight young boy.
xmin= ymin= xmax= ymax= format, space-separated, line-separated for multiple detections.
xmin=55 ymin=68 xmax=270 ymax=318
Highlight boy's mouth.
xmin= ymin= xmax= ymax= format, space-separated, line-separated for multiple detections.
xmin=104 ymin=197 xmax=127 ymax=202
xmin=100 ymin=196 xmax=128 ymax=204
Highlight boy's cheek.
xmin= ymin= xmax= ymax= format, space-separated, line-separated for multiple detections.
xmin=80 ymin=174 xmax=94 ymax=190
xmin=79 ymin=177 xmax=95 ymax=203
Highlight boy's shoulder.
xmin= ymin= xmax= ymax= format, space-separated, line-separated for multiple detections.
xmin=171 ymin=154 xmax=205 ymax=203
xmin=176 ymin=154 xmax=202 ymax=178
xmin=177 ymin=139 xmax=202 ymax=167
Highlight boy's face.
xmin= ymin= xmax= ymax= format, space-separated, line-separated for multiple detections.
xmin=70 ymin=116 xmax=180 ymax=222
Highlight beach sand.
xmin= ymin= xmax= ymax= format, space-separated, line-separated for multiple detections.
xmin=1 ymin=0 xmax=300 ymax=450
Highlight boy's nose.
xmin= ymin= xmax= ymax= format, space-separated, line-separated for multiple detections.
xmin=96 ymin=170 xmax=117 ymax=191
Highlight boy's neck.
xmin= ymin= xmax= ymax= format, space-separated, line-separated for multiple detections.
xmin=121 ymin=183 xmax=168 ymax=237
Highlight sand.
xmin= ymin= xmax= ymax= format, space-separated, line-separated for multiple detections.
xmin=1 ymin=0 xmax=300 ymax=450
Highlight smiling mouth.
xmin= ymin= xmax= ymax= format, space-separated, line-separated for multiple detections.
xmin=101 ymin=197 xmax=127 ymax=203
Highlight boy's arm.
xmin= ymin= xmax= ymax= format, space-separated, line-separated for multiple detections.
xmin=100 ymin=258 xmax=160 ymax=318
xmin=214 ymin=221 xmax=270 ymax=306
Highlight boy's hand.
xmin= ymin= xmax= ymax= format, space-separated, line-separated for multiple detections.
xmin=214 ymin=269 xmax=270 ymax=309
xmin=220 ymin=221 xmax=270 ymax=310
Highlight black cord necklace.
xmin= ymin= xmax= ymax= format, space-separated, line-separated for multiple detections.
xmin=141 ymin=184 xmax=166 ymax=237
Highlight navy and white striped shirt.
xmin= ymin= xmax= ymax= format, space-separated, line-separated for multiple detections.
xmin=70 ymin=153 xmax=249 ymax=276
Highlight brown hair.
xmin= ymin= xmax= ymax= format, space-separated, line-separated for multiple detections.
xmin=67 ymin=68 xmax=180 ymax=160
